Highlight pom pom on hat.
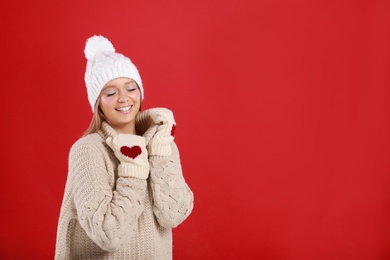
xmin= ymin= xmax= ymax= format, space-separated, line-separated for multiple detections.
xmin=84 ymin=35 xmax=115 ymax=60
xmin=84 ymin=35 xmax=144 ymax=111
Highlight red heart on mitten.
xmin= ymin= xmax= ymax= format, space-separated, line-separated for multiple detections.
xmin=120 ymin=145 xmax=142 ymax=159
xmin=171 ymin=124 xmax=176 ymax=137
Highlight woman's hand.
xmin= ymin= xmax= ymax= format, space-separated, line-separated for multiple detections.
xmin=106 ymin=134 xmax=150 ymax=179
xmin=136 ymin=108 xmax=176 ymax=156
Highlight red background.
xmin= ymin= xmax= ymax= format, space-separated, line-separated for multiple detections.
xmin=1 ymin=0 xmax=389 ymax=259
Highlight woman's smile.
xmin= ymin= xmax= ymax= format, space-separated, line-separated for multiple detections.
xmin=116 ymin=105 xmax=132 ymax=113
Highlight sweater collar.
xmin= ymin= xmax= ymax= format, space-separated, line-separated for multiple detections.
xmin=98 ymin=121 xmax=117 ymax=140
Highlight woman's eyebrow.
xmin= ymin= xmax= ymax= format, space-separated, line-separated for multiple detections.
xmin=124 ymin=80 xmax=135 ymax=85
xmin=102 ymin=85 xmax=115 ymax=90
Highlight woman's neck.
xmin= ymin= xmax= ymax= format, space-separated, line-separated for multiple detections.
xmin=109 ymin=122 xmax=137 ymax=135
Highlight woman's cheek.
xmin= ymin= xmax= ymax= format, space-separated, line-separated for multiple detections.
xmin=99 ymin=96 xmax=112 ymax=113
xmin=131 ymin=91 xmax=141 ymax=101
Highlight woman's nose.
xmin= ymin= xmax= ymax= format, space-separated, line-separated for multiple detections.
xmin=118 ymin=90 xmax=129 ymax=102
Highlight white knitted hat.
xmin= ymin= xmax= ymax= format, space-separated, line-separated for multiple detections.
xmin=84 ymin=35 xmax=144 ymax=111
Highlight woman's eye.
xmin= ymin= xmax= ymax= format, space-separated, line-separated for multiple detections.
xmin=126 ymin=87 xmax=136 ymax=92
xmin=106 ymin=91 xmax=116 ymax=96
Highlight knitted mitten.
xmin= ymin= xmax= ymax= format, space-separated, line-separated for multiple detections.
xmin=136 ymin=108 xmax=176 ymax=156
xmin=106 ymin=134 xmax=150 ymax=179
xmin=136 ymin=111 xmax=158 ymax=146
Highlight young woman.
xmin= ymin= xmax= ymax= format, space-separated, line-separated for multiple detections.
xmin=55 ymin=35 xmax=194 ymax=260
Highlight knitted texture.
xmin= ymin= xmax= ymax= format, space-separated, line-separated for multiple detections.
xmin=105 ymin=129 xmax=150 ymax=179
xmin=149 ymin=145 xmax=194 ymax=228
xmin=136 ymin=108 xmax=176 ymax=156
xmin=55 ymin=122 xmax=193 ymax=259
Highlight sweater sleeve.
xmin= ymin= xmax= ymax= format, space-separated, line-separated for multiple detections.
xmin=148 ymin=142 xmax=194 ymax=228
xmin=69 ymin=139 xmax=147 ymax=252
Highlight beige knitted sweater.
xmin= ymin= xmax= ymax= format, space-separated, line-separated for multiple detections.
xmin=55 ymin=122 xmax=194 ymax=260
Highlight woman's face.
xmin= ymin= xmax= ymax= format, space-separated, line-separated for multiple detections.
xmin=99 ymin=77 xmax=141 ymax=133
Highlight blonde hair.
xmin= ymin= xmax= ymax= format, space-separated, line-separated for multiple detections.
xmin=82 ymin=100 xmax=105 ymax=137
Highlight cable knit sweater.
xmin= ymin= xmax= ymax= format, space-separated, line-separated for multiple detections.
xmin=55 ymin=121 xmax=194 ymax=260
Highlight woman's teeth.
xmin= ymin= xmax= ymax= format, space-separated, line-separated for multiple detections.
xmin=116 ymin=106 xmax=131 ymax=111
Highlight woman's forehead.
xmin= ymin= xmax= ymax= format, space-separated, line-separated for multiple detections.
xmin=103 ymin=78 xmax=136 ymax=89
